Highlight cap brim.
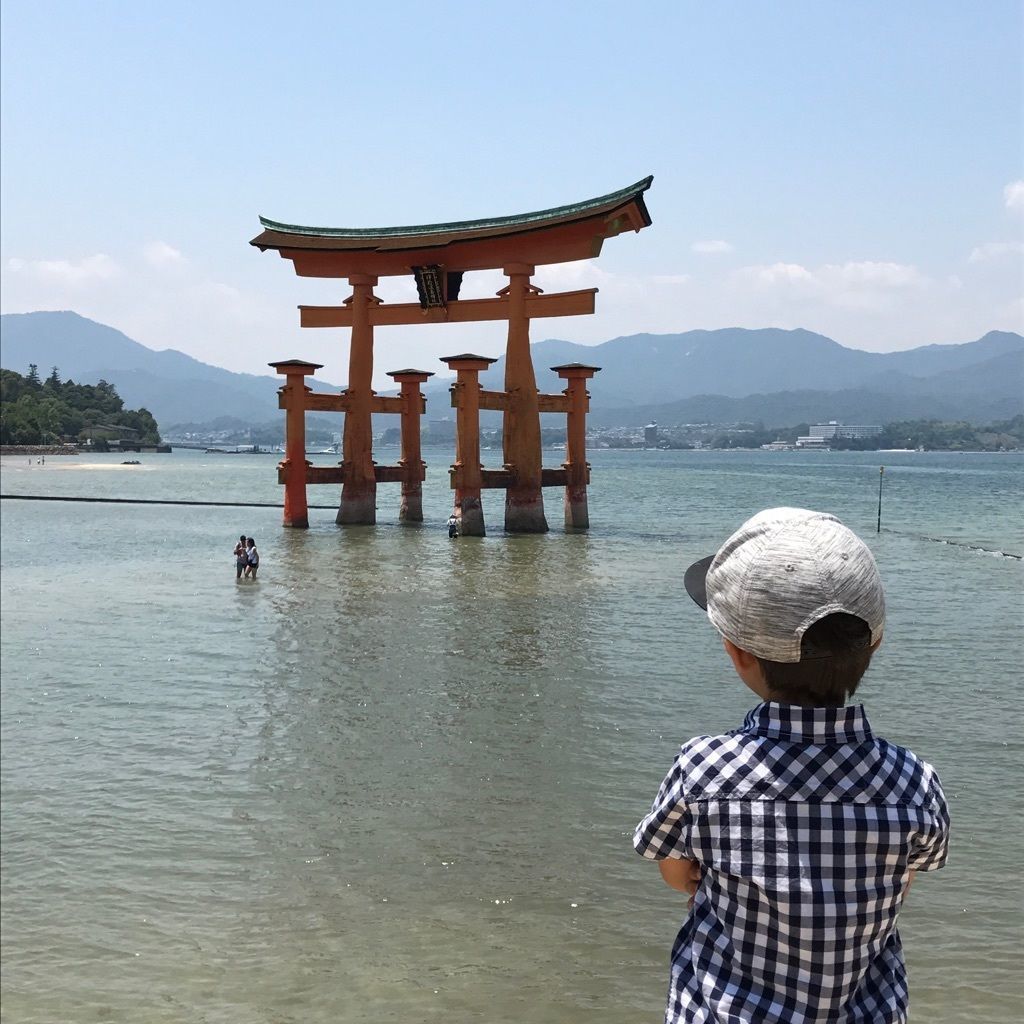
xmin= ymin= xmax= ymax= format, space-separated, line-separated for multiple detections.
xmin=683 ymin=554 xmax=715 ymax=610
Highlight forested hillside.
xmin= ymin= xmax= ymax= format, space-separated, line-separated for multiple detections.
xmin=0 ymin=364 xmax=161 ymax=445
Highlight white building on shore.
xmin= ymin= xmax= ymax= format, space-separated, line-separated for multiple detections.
xmin=796 ymin=421 xmax=882 ymax=447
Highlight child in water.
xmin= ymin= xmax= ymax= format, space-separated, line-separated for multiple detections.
xmin=245 ymin=537 xmax=259 ymax=579
xmin=234 ymin=535 xmax=248 ymax=580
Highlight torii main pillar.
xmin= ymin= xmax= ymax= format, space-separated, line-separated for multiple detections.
xmin=338 ymin=274 xmax=378 ymax=525
xmin=502 ymin=264 xmax=546 ymax=533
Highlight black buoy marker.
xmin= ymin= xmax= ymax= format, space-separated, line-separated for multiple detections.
xmin=877 ymin=466 xmax=884 ymax=533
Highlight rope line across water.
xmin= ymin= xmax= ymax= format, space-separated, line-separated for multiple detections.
xmin=880 ymin=527 xmax=1021 ymax=560
xmin=0 ymin=494 xmax=340 ymax=510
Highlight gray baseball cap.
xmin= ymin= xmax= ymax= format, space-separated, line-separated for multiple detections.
xmin=683 ymin=507 xmax=885 ymax=663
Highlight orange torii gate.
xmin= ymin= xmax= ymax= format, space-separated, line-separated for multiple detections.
xmin=251 ymin=176 xmax=653 ymax=534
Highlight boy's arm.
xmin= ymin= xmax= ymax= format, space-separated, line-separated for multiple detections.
xmin=658 ymin=857 xmax=702 ymax=895
xmin=634 ymin=755 xmax=689 ymax=860
xmin=908 ymin=768 xmax=951 ymax=876
xmin=634 ymin=747 xmax=704 ymax=900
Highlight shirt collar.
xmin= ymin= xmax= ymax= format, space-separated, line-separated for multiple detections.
xmin=741 ymin=701 xmax=873 ymax=745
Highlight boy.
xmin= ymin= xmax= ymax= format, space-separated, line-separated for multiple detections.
xmin=234 ymin=534 xmax=248 ymax=580
xmin=634 ymin=507 xmax=949 ymax=1024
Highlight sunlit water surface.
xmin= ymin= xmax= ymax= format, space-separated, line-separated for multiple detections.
xmin=1 ymin=449 xmax=1021 ymax=1023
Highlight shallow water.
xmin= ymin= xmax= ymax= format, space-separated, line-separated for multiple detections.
xmin=1 ymin=449 xmax=1022 ymax=1022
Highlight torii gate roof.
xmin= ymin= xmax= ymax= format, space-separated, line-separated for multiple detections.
xmin=251 ymin=176 xmax=653 ymax=278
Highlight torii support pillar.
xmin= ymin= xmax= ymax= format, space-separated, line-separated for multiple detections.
xmin=442 ymin=353 xmax=497 ymax=537
xmin=338 ymin=274 xmax=379 ymax=526
xmin=502 ymin=264 xmax=548 ymax=533
xmin=270 ymin=359 xmax=322 ymax=528
xmin=387 ymin=368 xmax=434 ymax=523
xmin=554 ymin=362 xmax=600 ymax=531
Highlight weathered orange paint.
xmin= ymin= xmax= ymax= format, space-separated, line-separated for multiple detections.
xmin=554 ymin=363 xmax=601 ymax=530
xmin=270 ymin=360 xmax=322 ymax=528
xmin=257 ymin=181 xmax=652 ymax=531
xmin=260 ymin=207 xmax=646 ymax=279
xmin=387 ymin=369 xmax=433 ymax=523
xmin=502 ymin=265 xmax=547 ymax=533
xmin=442 ymin=354 xmax=495 ymax=536
xmin=337 ymin=275 xmax=378 ymax=525
xmin=298 ymin=288 xmax=597 ymax=329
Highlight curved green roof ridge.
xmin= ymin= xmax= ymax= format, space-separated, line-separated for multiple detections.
xmin=258 ymin=176 xmax=653 ymax=239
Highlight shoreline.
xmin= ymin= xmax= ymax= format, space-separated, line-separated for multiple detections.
xmin=0 ymin=444 xmax=80 ymax=456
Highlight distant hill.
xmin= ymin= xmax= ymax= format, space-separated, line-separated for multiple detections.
xmin=441 ymin=327 xmax=1024 ymax=408
xmin=426 ymin=327 xmax=1022 ymax=427
xmin=1 ymin=311 xmax=1020 ymax=429
xmin=587 ymin=381 xmax=1023 ymax=430
xmin=587 ymin=345 xmax=1024 ymax=427
xmin=0 ymin=311 xmax=343 ymax=425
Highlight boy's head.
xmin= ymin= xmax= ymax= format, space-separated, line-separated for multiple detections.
xmin=684 ymin=508 xmax=885 ymax=707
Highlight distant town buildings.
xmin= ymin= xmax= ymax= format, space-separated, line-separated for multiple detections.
xmin=795 ymin=421 xmax=882 ymax=448
xmin=644 ymin=422 xmax=659 ymax=447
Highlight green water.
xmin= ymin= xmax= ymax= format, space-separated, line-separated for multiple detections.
xmin=1 ymin=449 xmax=1021 ymax=1022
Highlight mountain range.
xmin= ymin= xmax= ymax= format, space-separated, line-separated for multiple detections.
xmin=1 ymin=310 xmax=1021 ymax=429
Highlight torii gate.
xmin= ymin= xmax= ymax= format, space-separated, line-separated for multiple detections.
xmin=251 ymin=176 xmax=653 ymax=534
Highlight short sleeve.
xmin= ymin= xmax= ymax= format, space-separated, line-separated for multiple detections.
xmin=908 ymin=765 xmax=950 ymax=872
xmin=633 ymin=752 xmax=692 ymax=861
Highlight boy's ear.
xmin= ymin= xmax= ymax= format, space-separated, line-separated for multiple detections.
xmin=722 ymin=637 xmax=759 ymax=673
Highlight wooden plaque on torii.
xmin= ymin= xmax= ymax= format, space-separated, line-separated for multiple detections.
xmin=252 ymin=176 xmax=653 ymax=534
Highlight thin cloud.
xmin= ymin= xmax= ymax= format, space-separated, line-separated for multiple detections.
xmin=742 ymin=262 xmax=816 ymax=287
xmin=1005 ymin=180 xmax=1024 ymax=212
xmin=6 ymin=253 xmax=120 ymax=286
xmin=691 ymin=239 xmax=733 ymax=254
xmin=143 ymin=241 xmax=186 ymax=267
xmin=741 ymin=260 xmax=927 ymax=290
xmin=735 ymin=260 xmax=929 ymax=313
xmin=968 ymin=240 xmax=1024 ymax=264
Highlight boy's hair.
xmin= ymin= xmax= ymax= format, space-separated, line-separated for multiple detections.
xmin=756 ymin=612 xmax=874 ymax=706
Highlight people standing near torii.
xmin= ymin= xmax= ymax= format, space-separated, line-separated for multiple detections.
xmin=234 ymin=534 xmax=249 ymax=580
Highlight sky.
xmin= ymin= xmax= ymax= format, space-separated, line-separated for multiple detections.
xmin=1 ymin=1 xmax=1021 ymax=388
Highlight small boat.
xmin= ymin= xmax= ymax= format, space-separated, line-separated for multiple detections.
xmin=121 ymin=460 xmax=141 ymax=466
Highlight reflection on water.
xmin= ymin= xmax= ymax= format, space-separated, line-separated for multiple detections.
xmin=1 ymin=451 xmax=1021 ymax=1022
xmin=219 ymin=527 xmax=621 ymax=1019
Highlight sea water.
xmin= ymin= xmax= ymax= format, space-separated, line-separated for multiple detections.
xmin=1 ymin=449 xmax=1021 ymax=1023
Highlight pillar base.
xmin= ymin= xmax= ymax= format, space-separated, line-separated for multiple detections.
xmin=458 ymin=496 xmax=486 ymax=537
xmin=400 ymin=493 xmax=423 ymax=523
xmin=282 ymin=516 xmax=309 ymax=529
xmin=564 ymin=486 xmax=589 ymax=531
xmin=337 ymin=483 xmax=377 ymax=525
xmin=504 ymin=488 xmax=548 ymax=533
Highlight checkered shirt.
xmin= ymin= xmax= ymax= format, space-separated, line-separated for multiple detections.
xmin=634 ymin=702 xmax=949 ymax=1024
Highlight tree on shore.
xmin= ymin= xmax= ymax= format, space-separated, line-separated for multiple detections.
xmin=0 ymin=366 xmax=161 ymax=446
